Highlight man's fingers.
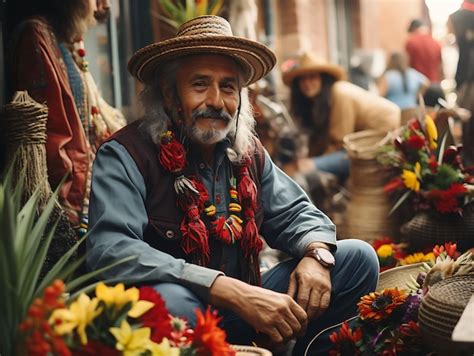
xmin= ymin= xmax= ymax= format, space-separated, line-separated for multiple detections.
xmin=276 ymin=320 xmax=296 ymax=341
xmin=307 ymin=289 xmax=331 ymax=320
xmin=289 ymin=301 xmax=308 ymax=333
xmin=306 ymin=288 xmax=322 ymax=320
xmin=296 ymin=283 xmax=311 ymax=312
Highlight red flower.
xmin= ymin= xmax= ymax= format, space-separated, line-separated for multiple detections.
xmin=433 ymin=242 xmax=459 ymax=259
xmin=406 ymin=135 xmax=425 ymax=150
xmin=435 ymin=196 xmax=459 ymax=213
xmin=383 ymin=177 xmax=403 ymax=194
xmin=358 ymin=288 xmax=407 ymax=321
xmin=407 ymin=118 xmax=421 ymax=131
xmin=372 ymin=237 xmax=394 ymax=251
xmin=139 ymin=287 xmax=173 ymax=343
xmin=191 ymin=307 xmax=235 ymax=356
xmin=159 ymin=132 xmax=186 ymax=173
xmin=329 ymin=321 xmax=362 ymax=356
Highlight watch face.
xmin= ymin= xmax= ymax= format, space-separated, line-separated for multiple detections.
xmin=317 ymin=248 xmax=335 ymax=266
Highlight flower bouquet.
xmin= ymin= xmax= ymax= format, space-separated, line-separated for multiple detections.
xmin=18 ymin=281 xmax=235 ymax=356
xmin=379 ymin=115 xmax=474 ymax=215
xmin=329 ymin=243 xmax=473 ymax=355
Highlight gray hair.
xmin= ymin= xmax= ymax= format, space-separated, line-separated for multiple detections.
xmin=139 ymin=59 xmax=256 ymax=163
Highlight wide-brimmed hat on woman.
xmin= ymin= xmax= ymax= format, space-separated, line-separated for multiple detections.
xmin=128 ymin=15 xmax=276 ymax=86
xmin=281 ymin=51 xmax=346 ymax=86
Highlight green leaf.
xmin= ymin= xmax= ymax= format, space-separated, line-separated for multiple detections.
xmin=65 ymin=255 xmax=137 ymax=292
xmin=185 ymin=0 xmax=195 ymax=21
xmin=437 ymin=132 xmax=448 ymax=165
xmin=209 ymin=0 xmax=224 ymax=15
xmin=388 ymin=190 xmax=412 ymax=216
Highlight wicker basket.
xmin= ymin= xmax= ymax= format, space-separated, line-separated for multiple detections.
xmin=376 ymin=263 xmax=424 ymax=292
xmin=401 ymin=205 xmax=474 ymax=251
xmin=418 ymin=274 xmax=474 ymax=354
xmin=231 ymin=345 xmax=272 ymax=355
xmin=341 ymin=130 xmax=397 ymax=242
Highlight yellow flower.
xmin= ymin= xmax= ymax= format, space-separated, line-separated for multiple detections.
xmin=425 ymin=115 xmax=438 ymax=150
xmin=376 ymin=244 xmax=393 ymax=258
xmin=49 ymin=294 xmax=101 ymax=345
xmin=400 ymin=252 xmax=435 ymax=265
xmin=95 ymin=283 xmax=154 ymax=318
xmin=402 ymin=162 xmax=421 ymax=192
xmin=149 ymin=338 xmax=180 ymax=356
xmin=109 ymin=320 xmax=152 ymax=356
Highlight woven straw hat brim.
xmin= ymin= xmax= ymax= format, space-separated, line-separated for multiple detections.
xmin=376 ymin=263 xmax=424 ymax=292
xmin=282 ymin=63 xmax=346 ymax=86
xmin=128 ymin=35 xmax=276 ymax=86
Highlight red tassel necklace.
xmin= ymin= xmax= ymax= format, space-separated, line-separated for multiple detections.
xmin=158 ymin=130 xmax=263 ymax=284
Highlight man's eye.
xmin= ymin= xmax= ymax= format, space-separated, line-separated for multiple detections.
xmin=193 ymin=81 xmax=207 ymax=88
xmin=222 ymin=84 xmax=236 ymax=92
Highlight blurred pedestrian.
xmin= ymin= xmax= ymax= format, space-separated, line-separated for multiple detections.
xmin=405 ymin=19 xmax=443 ymax=82
xmin=9 ymin=0 xmax=126 ymax=230
xmin=378 ymin=52 xmax=429 ymax=109
xmin=448 ymin=0 xmax=474 ymax=165
xmin=282 ymin=52 xmax=400 ymax=183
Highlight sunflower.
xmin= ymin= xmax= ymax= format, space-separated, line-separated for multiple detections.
xmin=358 ymin=288 xmax=407 ymax=321
xmin=399 ymin=252 xmax=435 ymax=266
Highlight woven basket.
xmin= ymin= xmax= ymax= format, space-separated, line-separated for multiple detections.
xmin=376 ymin=263 xmax=423 ymax=292
xmin=418 ymin=274 xmax=474 ymax=354
xmin=341 ymin=130 xmax=397 ymax=242
xmin=401 ymin=204 xmax=474 ymax=251
xmin=231 ymin=345 xmax=272 ymax=355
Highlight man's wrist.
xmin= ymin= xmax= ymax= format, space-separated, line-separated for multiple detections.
xmin=305 ymin=242 xmax=331 ymax=253
xmin=304 ymin=244 xmax=335 ymax=269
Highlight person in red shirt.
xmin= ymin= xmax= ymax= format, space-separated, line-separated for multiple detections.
xmin=405 ymin=19 xmax=444 ymax=83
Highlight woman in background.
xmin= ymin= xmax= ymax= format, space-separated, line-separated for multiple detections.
xmin=282 ymin=52 xmax=400 ymax=183
xmin=378 ymin=51 xmax=429 ymax=110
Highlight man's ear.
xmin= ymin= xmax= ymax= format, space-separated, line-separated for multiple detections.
xmin=161 ymin=81 xmax=177 ymax=109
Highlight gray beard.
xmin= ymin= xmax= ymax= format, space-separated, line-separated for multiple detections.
xmin=186 ymin=122 xmax=232 ymax=145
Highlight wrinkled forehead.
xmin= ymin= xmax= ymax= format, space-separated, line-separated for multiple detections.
xmin=176 ymin=54 xmax=244 ymax=83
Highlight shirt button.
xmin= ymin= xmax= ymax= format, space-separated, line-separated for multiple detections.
xmin=216 ymin=194 xmax=221 ymax=204
xmin=165 ymin=230 xmax=175 ymax=239
xmin=199 ymin=163 xmax=206 ymax=169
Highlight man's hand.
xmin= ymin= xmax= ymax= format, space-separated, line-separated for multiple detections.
xmin=287 ymin=256 xmax=332 ymax=320
xmin=210 ymin=276 xmax=308 ymax=344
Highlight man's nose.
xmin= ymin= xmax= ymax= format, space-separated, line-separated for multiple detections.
xmin=206 ymin=85 xmax=224 ymax=110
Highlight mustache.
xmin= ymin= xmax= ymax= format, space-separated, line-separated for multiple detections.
xmin=191 ymin=107 xmax=232 ymax=123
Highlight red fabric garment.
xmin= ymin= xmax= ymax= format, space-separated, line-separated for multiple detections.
xmin=10 ymin=17 xmax=90 ymax=224
xmin=405 ymin=32 xmax=442 ymax=82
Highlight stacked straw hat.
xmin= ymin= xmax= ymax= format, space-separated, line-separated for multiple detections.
xmin=418 ymin=274 xmax=474 ymax=354
xmin=128 ymin=15 xmax=276 ymax=86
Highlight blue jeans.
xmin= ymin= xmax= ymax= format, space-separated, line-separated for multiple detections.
xmin=314 ymin=149 xmax=350 ymax=183
xmin=153 ymin=239 xmax=379 ymax=355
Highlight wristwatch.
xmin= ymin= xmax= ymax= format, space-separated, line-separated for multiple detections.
xmin=305 ymin=248 xmax=336 ymax=269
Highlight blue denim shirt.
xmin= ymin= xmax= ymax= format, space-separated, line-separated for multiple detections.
xmin=86 ymin=139 xmax=336 ymax=302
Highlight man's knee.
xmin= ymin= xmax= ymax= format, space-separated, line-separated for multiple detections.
xmin=334 ymin=239 xmax=379 ymax=287
xmin=152 ymin=283 xmax=205 ymax=326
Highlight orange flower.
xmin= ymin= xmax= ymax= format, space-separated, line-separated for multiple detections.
xmin=433 ymin=242 xmax=459 ymax=259
xmin=329 ymin=321 xmax=362 ymax=356
xmin=191 ymin=307 xmax=235 ymax=356
xmin=358 ymin=288 xmax=407 ymax=321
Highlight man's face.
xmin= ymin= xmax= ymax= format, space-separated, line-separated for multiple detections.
xmin=174 ymin=55 xmax=241 ymax=145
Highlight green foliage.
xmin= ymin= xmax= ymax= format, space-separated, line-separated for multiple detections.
xmin=157 ymin=0 xmax=224 ymax=29
xmin=0 ymin=167 xmax=134 ymax=355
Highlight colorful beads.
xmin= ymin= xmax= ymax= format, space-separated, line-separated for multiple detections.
xmin=205 ymin=205 xmax=216 ymax=216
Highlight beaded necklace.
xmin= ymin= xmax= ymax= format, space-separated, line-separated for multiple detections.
xmin=159 ymin=130 xmax=263 ymax=285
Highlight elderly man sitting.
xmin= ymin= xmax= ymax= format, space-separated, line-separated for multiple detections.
xmin=86 ymin=15 xmax=378 ymax=354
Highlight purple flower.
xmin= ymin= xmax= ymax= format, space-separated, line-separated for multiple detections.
xmin=402 ymin=294 xmax=422 ymax=323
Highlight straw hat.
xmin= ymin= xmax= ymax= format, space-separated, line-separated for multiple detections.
xmin=281 ymin=52 xmax=346 ymax=86
xmin=128 ymin=15 xmax=276 ymax=86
